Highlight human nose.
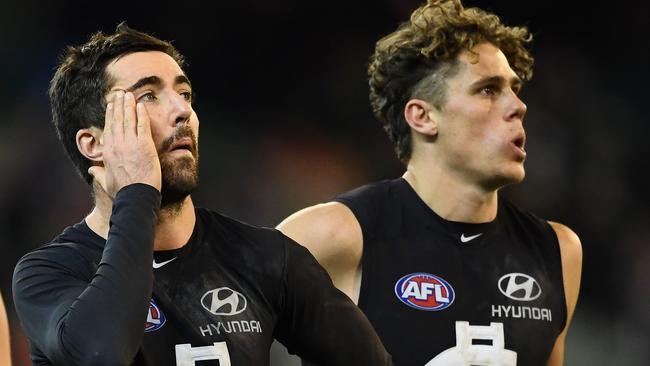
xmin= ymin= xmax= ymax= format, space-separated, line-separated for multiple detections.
xmin=506 ymin=90 xmax=527 ymax=122
xmin=168 ymin=92 xmax=191 ymax=125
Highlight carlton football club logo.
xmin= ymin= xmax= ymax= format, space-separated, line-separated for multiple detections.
xmin=395 ymin=272 xmax=455 ymax=311
xmin=144 ymin=298 xmax=166 ymax=332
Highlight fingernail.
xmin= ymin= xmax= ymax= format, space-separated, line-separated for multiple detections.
xmin=116 ymin=90 xmax=124 ymax=98
xmin=107 ymin=103 xmax=113 ymax=110
xmin=125 ymin=92 xmax=133 ymax=100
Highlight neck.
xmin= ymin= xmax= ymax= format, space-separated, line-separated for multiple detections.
xmin=403 ymin=158 xmax=499 ymax=223
xmin=85 ymin=185 xmax=196 ymax=251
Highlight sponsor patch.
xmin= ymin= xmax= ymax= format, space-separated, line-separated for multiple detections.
xmin=497 ymin=273 xmax=541 ymax=301
xmin=144 ymin=298 xmax=166 ymax=332
xmin=201 ymin=287 xmax=247 ymax=316
xmin=394 ymin=272 xmax=455 ymax=311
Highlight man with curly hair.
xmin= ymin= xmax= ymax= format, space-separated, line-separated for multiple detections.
xmin=278 ymin=1 xmax=582 ymax=365
xmin=12 ymin=23 xmax=392 ymax=366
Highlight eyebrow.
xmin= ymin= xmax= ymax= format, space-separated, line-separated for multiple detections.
xmin=471 ymin=75 xmax=523 ymax=90
xmin=125 ymin=74 xmax=192 ymax=92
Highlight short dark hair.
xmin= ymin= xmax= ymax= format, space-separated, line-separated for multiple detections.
xmin=368 ymin=0 xmax=534 ymax=163
xmin=49 ymin=22 xmax=186 ymax=184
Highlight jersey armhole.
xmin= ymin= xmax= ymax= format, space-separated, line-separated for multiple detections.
xmin=331 ymin=197 xmax=374 ymax=310
xmin=543 ymin=221 xmax=569 ymax=333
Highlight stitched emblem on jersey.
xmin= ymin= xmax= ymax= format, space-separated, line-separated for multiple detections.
xmin=144 ymin=298 xmax=166 ymax=332
xmin=394 ymin=272 xmax=455 ymax=311
xmin=497 ymin=273 xmax=541 ymax=301
xmin=152 ymin=257 xmax=177 ymax=269
xmin=201 ymin=287 xmax=247 ymax=316
xmin=460 ymin=232 xmax=483 ymax=243
xmin=491 ymin=273 xmax=552 ymax=322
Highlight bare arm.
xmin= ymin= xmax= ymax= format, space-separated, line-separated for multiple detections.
xmin=0 ymin=293 xmax=11 ymax=366
xmin=546 ymin=222 xmax=583 ymax=366
xmin=277 ymin=202 xmax=363 ymax=302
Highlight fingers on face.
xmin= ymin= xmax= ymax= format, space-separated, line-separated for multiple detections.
xmin=123 ymin=92 xmax=137 ymax=137
xmin=104 ymin=101 xmax=114 ymax=139
xmin=112 ymin=90 xmax=125 ymax=138
xmin=136 ymin=102 xmax=151 ymax=137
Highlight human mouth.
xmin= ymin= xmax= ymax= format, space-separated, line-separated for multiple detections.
xmin=510 ymin=132 xmax=526 ymax=160
xmin=167 ymin=137 xmax=195 ymax=157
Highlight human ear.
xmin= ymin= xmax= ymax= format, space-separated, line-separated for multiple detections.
xmin=76 ymin=126 xmax=104 ymax=163
xmin=404 ymin=99 xmax=438 ymax=137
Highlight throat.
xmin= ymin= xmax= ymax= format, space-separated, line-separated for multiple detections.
xmin=154 ymin=197 xmax=196 ymax=251
xmin=403 ymin=170 xmax=498 ymax=223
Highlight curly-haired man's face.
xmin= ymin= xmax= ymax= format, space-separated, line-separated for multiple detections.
xmin=431 ymin=42 xmax=528 ymax=190
xmin=105 ymin=51 xmax=200 ymax=205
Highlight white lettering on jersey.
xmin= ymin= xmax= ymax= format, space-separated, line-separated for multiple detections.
xmin=401 ymin=281 xmax=449 ymax=303
xmin=491 ymin=304 xmax=552 ymax=322
xmin=198 ymin=320 xmax=263 ymax=337
xmin=426 ymin=321 xmax=516 ymax=366
xmin=175 ymin=342 xmax=230 ymax=366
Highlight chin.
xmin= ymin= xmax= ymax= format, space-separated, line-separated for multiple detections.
xmin=487 ymin=165 xmax=525 ymax=190
xmin=502 ymin=166 xmax=526 ymax=186
xmin=160 ymin=157 xmax=199 ymax=207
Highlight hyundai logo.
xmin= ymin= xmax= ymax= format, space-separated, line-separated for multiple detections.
xmin=498 ymin=273 xmax=541 ymax=301
xmin=201 ymin=287 xmax=247 ymax=316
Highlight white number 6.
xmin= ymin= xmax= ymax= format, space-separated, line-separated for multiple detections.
xmin=426 ymin=322 xmax=516 ymax=366
xmin=175 ymin=342 xmax=231 ymax=366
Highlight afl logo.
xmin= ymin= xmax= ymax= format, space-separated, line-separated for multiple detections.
xmin=201 ymin=287 xmax=247 ymax=316
xmin=394 ymin=272 xmax=455 ymax=311
xmin=498 ymin=273 xmax=542 ymax=301
xmin=144 ymin=299 xmax=166 ymax=332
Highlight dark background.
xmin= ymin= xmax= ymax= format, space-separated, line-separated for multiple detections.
xmin=1 ymin=1 xmax=648 ymax=364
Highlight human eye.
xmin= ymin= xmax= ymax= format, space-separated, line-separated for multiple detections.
xmin=180 ymin=90 xmax=194 ymax=103
xmin=137 ymin=92 xmax=158 ymax=103
xmin=479 ymin=85 xmax=498 ymax=96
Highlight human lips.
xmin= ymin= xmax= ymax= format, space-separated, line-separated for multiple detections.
xmin=167 ymin=137 xmax=195 ymax=156
xmin=510 ymin=132 xmax=526 ymax=160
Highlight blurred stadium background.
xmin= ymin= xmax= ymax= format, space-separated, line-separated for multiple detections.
xmin=1 ymin=0 xmax=648 ymax=364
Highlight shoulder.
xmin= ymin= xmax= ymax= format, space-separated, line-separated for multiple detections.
xmin=199 ymin=208 xmax=284 ymax=245
xmin=277 ymin=202 xmax=362 ymax=265
xmin=13 ymin=241 xmax=98 ymax=291
xmin=334 ymin=179 xmax=398 ymax=210
xmin=15 ymin=241 xmax=97 ymax=274
xmin=547 ymin=221 xmax=582 ymax=324
xmin=547 ymin=222 xmax=583 ymax=268
xmin=197 ymin=208 xmax=291 ymax=272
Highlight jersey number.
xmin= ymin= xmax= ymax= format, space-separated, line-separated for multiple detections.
xmin=426 ymin=321 xmax=517 ymax=366
xmin=175 ymin=342 xmax=231 ymax=366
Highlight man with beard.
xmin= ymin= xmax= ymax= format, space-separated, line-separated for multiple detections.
xmin=12 ymin=24 xmax=391 ymax=366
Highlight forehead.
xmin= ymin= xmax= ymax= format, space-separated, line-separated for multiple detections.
xmin=106 ymin=51 xmax=185 ymax=87
xmin=453 ymin=42 xmax=519 ymax=84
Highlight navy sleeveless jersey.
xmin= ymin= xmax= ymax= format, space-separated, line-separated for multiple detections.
xmin=334 ymin=178 xmax=566 ymax=366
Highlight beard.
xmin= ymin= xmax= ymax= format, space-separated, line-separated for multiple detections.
xmin=158 ymin=125 xmax=199 ymax=209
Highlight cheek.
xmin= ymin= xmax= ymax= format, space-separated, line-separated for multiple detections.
xmin=148 ymin=122 xmax=169 ymax=151
xmin=190 ymin=114 xmax=200 ymax=138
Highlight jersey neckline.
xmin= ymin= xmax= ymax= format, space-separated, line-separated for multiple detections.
xmin=395 ymin=177 xmax=501 ymax=239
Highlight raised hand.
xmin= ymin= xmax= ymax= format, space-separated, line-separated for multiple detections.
xmin=89 ymin=91 xmax=162 ymax=197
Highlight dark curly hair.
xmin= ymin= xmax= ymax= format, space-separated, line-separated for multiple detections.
xmin=49 ymin=22 xmax=186 ymax=184
xmin=368 ymin=0 xmax=533 ymax=163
